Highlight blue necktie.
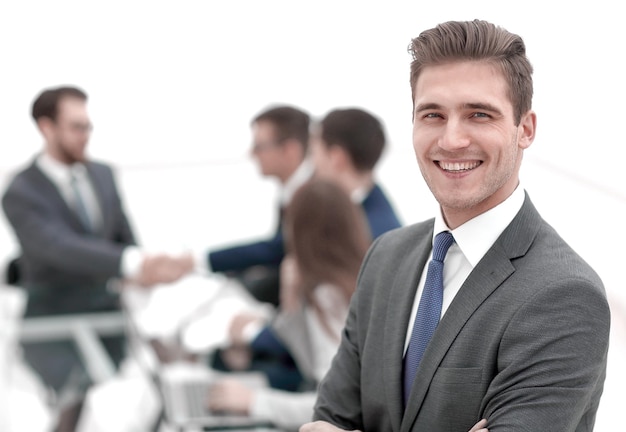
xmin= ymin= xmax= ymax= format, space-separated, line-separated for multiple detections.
xmin=403 ymin=231 xmax=455 ymax=406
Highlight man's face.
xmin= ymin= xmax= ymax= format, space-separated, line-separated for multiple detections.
xmin=250 ymin=120 xmax=288 ymax=178
xmin=46 ymin=96 xmax=92 ymax=164
xmin=412 ymin=60 xmax=535 ymax=228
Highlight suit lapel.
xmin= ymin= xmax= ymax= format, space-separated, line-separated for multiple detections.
xmin=29 ymin=162 xmax=84 ymax=229
xmin=383 ymin=223 xmax=433 ymax=432
xmin=85 ymin=163 xmax=108 ymax=235
xmin=400 ymin=195 xmax=541 ymax=431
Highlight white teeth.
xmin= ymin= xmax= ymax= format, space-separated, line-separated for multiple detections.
xmin=439 ymin=161 xmax=480 ymax=172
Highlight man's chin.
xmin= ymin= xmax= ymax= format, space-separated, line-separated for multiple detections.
xmin=73 ymin=153 xmax=88 ymax=163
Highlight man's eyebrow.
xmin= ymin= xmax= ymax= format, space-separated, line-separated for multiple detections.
xmin=414 ymin=102 xmax=442 ymax=113
xmin=462 ymin=102 xmax=503 ymax=115
xmin=414 ymin=102 xmax=504 ymax=116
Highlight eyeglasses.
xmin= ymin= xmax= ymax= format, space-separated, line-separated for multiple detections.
xmin=55 ymin=120 xmax=93 ymax=134
xmin=251 ymin=141 xmax=282 ymax=153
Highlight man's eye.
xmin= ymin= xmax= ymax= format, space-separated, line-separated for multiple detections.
xmin=425 ymin=113 xmax=441 ymax=119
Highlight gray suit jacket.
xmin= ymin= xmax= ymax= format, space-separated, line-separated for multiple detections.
xmin=2 ymin=158 xmax=136 ymax=315
xmin=313 ymin=193 xmax=610 ymax=432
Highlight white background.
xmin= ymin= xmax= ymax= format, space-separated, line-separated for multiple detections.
xmin=1 ymin=1 xmax=624 ymax=430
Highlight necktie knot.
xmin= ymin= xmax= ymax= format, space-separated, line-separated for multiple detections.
xmin=432 ymin=231 xmax=454 ymax=262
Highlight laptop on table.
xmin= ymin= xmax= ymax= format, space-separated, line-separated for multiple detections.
xmin=158 ymin=361 xmax=276 ymax=430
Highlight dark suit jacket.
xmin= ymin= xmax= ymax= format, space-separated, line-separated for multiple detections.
xmin=2 ymin=158 xmax=136 ymax=316
xmin=361 ymin=183 xmax=402 ymax=239
xmin=208 ymin=182 xmax=401 ymax=273
xmin=313 ymin=193 xmax=610 ymax=432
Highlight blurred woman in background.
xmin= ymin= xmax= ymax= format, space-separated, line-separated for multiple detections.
xmin=207 ymin=177 xmax=371 ymax=430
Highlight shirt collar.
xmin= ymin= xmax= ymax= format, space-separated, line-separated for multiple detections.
xmin=280 ymin=159 xmax=314 ymax=206
xmin=37 ymin=152 xmax=88 ymax=185
xmin=350 ymin=185 xmax=370 ymax=204
xmin=433 ymin=185 xmax=525 ymax=267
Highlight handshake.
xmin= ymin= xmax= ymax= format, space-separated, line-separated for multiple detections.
xmin=132 ymin=252 xmax=196 ymax=288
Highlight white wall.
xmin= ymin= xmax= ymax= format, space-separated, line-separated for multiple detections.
xmin=1 ymin=1 xmax=624 ymax=430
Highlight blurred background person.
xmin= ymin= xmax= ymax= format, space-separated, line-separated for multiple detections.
xmin=195 ymin=105 xmax=313 ymax=307
xmin=194 ymin=105 xmax=312 ymax=391
xmin=311 ymin=107 xmax=402 ymax=238
xmin=212 ymin=106 xmax=403 ymax=391
xmin=1 ymin=85 xmax=193 ymax=430
xmin=206 ymin=177 xmax=371 ymax=431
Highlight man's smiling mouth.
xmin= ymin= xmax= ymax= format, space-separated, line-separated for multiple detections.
xmin=438 ymin=161 xmax=482 ymax=172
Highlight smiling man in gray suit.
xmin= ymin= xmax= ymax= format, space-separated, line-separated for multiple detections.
xmin=300 ymin=20 xmax=610 ymax=432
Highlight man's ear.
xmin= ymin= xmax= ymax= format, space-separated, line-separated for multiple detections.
xmin=518 ymin=110 xmax=536 ymax=150
xmin=37 ymin=117 xmax=55 ymax=139
xmin=283 ymin=137 xmax=310 ymax=165
xmin=329 ymin=144 xmax=351 ymax=171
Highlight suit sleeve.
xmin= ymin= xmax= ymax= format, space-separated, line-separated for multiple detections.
xmin=208 ymin=230 xmax=285 ymax=273
xmin=250 ymin=326 xmax=291 ymax=357
xmin=481 ymin=276 xmax=610 ymax=431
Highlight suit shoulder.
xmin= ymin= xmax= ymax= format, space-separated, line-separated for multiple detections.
xmin=377 ymin=219 xmax=433 ymax=240
xmin=370 ymin=219 xmax=433 ymax=254
xmin=536 ymin=222 xmax=604 ymax=288
xmin=368 ymin=183 xmax=400 ymax=212
xmin=87 ymin=160 xmax=122 ymax=185
xmin=2 ymin=163 xmax=37 ymax=199
xmin=88 ymin=160 xmax=115 ymax=173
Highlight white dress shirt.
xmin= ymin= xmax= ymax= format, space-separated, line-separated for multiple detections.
xmin=37 ymin=153 xmax=102 ymax=230
xmin=278 ymin=159 xmax=314 ymax=207
xmin=404 ymin=185 xmax=526 ymax=353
